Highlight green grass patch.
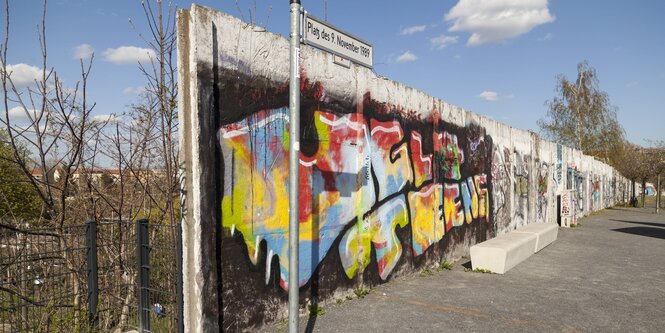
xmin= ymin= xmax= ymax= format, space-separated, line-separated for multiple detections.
xmin=354 ymin=288 xmax=371 ymax=298
xmin=308 ymin=304 xmax=325 ymax=317
xmin=275 ymin=319 xmax=288 ymax=333
xmin=419 ymin=268 xmax=434 ymax=276
xmin=464 ymin=267 xmax=493 ymax=274
xmin=438 ymin=260 xmax=454 ymax=271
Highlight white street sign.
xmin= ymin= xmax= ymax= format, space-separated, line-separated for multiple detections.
xmin=303 ymin=13 xmax=373 ymax=68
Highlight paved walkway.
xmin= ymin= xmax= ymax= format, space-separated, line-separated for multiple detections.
xmin=272 ymin=204 xmax=665 ymax=332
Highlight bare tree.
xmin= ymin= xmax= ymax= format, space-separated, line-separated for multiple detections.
xmin=1 ymin=0 xmax=99 ymax=328
xmin=125 ymin=0 xmax=179 ymax=225
xmin=1 ymin=1 xmax=184 ymax=330
xmin=539 ymin=61 xmax=625 ymax=165
xmin=639 ymin=142 xmax=665 ymax=212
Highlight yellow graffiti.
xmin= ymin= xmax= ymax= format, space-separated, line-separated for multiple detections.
xmin=409 ymin=184 xmax=443 ymax=255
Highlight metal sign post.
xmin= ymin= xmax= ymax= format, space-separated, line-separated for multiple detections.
xmin=288 ymin=1 xmax=301 ymax=333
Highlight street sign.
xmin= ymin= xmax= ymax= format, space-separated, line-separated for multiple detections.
xmin=302 ymin=12 xmax=373 ymax=68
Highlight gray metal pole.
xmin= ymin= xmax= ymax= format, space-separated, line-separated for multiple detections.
xmin=136 ymin=219 xmax=150 ymax=332
xmin=86 ymin=220 xmax=99 ymax=329
xmin=176 ymin=223 xmax=184 ymax=333
xmin=288 ymin=1 xmax=301 ymax=332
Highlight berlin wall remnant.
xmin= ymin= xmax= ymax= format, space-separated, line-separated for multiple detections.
xmin=177 ymin=5 xmax=631 ymax=331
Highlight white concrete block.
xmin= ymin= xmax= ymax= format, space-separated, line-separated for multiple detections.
xmin=470 ymin=232 xmax=537 ymax=274
xmin=513 ymin=222 xmax=558 ymax=253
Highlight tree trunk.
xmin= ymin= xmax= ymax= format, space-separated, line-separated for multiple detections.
xmin=631 ymin=178 xmax=636 ymax=207
xmin=657 ymin=174 xmax=661 ymax=214
xmin=59 ymin=235 xmax=81 ymax=329
xmin=117 ymin=272 xmax=135 ymax=331
xmin=642 ymin=179 xmax=647 ymax=208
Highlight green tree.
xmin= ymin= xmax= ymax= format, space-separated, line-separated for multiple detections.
xmin=0 ymin=130 xmax=41 ymax=220
xmin=538 ymin=61 xmax=625 ymax=164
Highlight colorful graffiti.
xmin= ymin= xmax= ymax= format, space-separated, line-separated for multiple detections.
xmin=556 ymin=144 xmax=563 ymax=190
xmin=219 ymin=86 xmax=493 ymax=290
xmin=491 ymin=146 xmax=512 ymax=233
xmin=178 ymin=9 xmax=635 ymax=331
xmin=590 ymin=176 xmax=601 ymax=211
xmin=561 ymin=191 xmax=571 ymax=217
xmin=513 ymin=152 xmax=531 ymax=228
xmin=536 ymin=161 xmax=550 ymax=221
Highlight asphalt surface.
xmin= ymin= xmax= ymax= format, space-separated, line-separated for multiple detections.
xmin=270 ymin=204 xmax=665 ymax=333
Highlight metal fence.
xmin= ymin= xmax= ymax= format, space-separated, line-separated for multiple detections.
xmin=0 ymin=219 xmax=183 ymax=332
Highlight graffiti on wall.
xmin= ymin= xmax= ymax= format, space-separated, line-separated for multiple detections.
xmin=536 ymin=161 xmax=549 ymax=221
xmin=491 ymin=146 xmax=512 ymax=233
xmin=561 ymin=191 xmax=571 ymax=217
xmin=180 ymin=10 xmax=633 ymax=330
xmin=590 ymin=176 xmax=601 ymax=211
xmin=513 ymin=152 xmax=531 ymax=228
xmin=218 ymin=80 xmax=494 ymax=290
xmin=603 ymin=176 xmax=613 ymax=207
xmin=556 ymin=144 xmax=563 ymax=190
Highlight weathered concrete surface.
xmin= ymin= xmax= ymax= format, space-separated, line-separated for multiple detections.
xmin=512 ymin=222 xmax=558 ymax=252
xmin=470 ymin=232 xmax=537 ymax=274
xmin=270 ymin=205 xmax=665 ymax=332
xmin=177 ymin=5 xmax=633 ymax=329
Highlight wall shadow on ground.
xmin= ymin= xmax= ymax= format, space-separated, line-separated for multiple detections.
xmin=609 ymin=219 xmax=665 ymax=229
xmin=613 ymin=227 xmax=665 ymax=240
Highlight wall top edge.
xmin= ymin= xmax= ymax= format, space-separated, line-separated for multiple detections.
xmin=182 ymin=4 xmax=625 ymax=178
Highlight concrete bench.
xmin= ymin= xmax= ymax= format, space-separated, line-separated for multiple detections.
xmin=512 ymin=222 xmax=558 ymax=252
xmin=470 ymin=232 xmax=537 ymax=274
xmin=470 ymin=223 xmax=558 ymax=274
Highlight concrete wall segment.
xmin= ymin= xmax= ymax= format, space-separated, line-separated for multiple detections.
xmin=177 ymin=5 xmax=631 ymax=330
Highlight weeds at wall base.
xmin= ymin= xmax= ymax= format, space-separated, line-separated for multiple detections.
xmin=307 ymin=304 xmax=325 ymax=317
xmin=353 ymin=288 xmax=371 ymax=298
xmin=419 ymin=268 xmax=434 ymax=277
xmin=438 ymin=261 xmax=454 ymax=271
xmin=275 ymin=319 xmax=287 ymax=333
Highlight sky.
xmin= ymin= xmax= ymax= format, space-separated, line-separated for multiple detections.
xmin=3 ymin=0 xmax=664 ymax=146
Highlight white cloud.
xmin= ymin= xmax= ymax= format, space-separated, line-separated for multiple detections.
xmin=103 ymin=46 xmax=155 ymax=65
xmin=6 ymin=106 xmax=45 ymax=122
xmin=478 ymin=91 xmax=498 ymax=101
xmin=478 ymin=91 xmax=514 ymax=101
xmin=7 ymin=106 xmax=29 ymax=121
xmin=4 ymin=63 xmax=42 ymax=88
xmin=401 ymin=25 xmax=426 ymax=35
xmin=625 ymin=81 xmax=638 ymax=87
xmin=445 ymin=0 xmax=555 ymax=46
xmin=73 ymin=44 xmax=95 ymax=59
xmin=396 ymin=51 xmax=418 ymax=63
xmin=122 ymin=86 xmax=144 ymax=95
xmin=92 ymin=114 xmax=121 ymax=124
xmin=430 ymin=34 xmax=459 ymax=49
xmin=13 ymin=123 xmax=49 ymax=136
xmin=537 ymin=32 xmax=553 ymax=41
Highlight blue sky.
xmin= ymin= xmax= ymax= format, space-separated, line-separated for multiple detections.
xmin=3 ymin=0 xmax=664 ymax=146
